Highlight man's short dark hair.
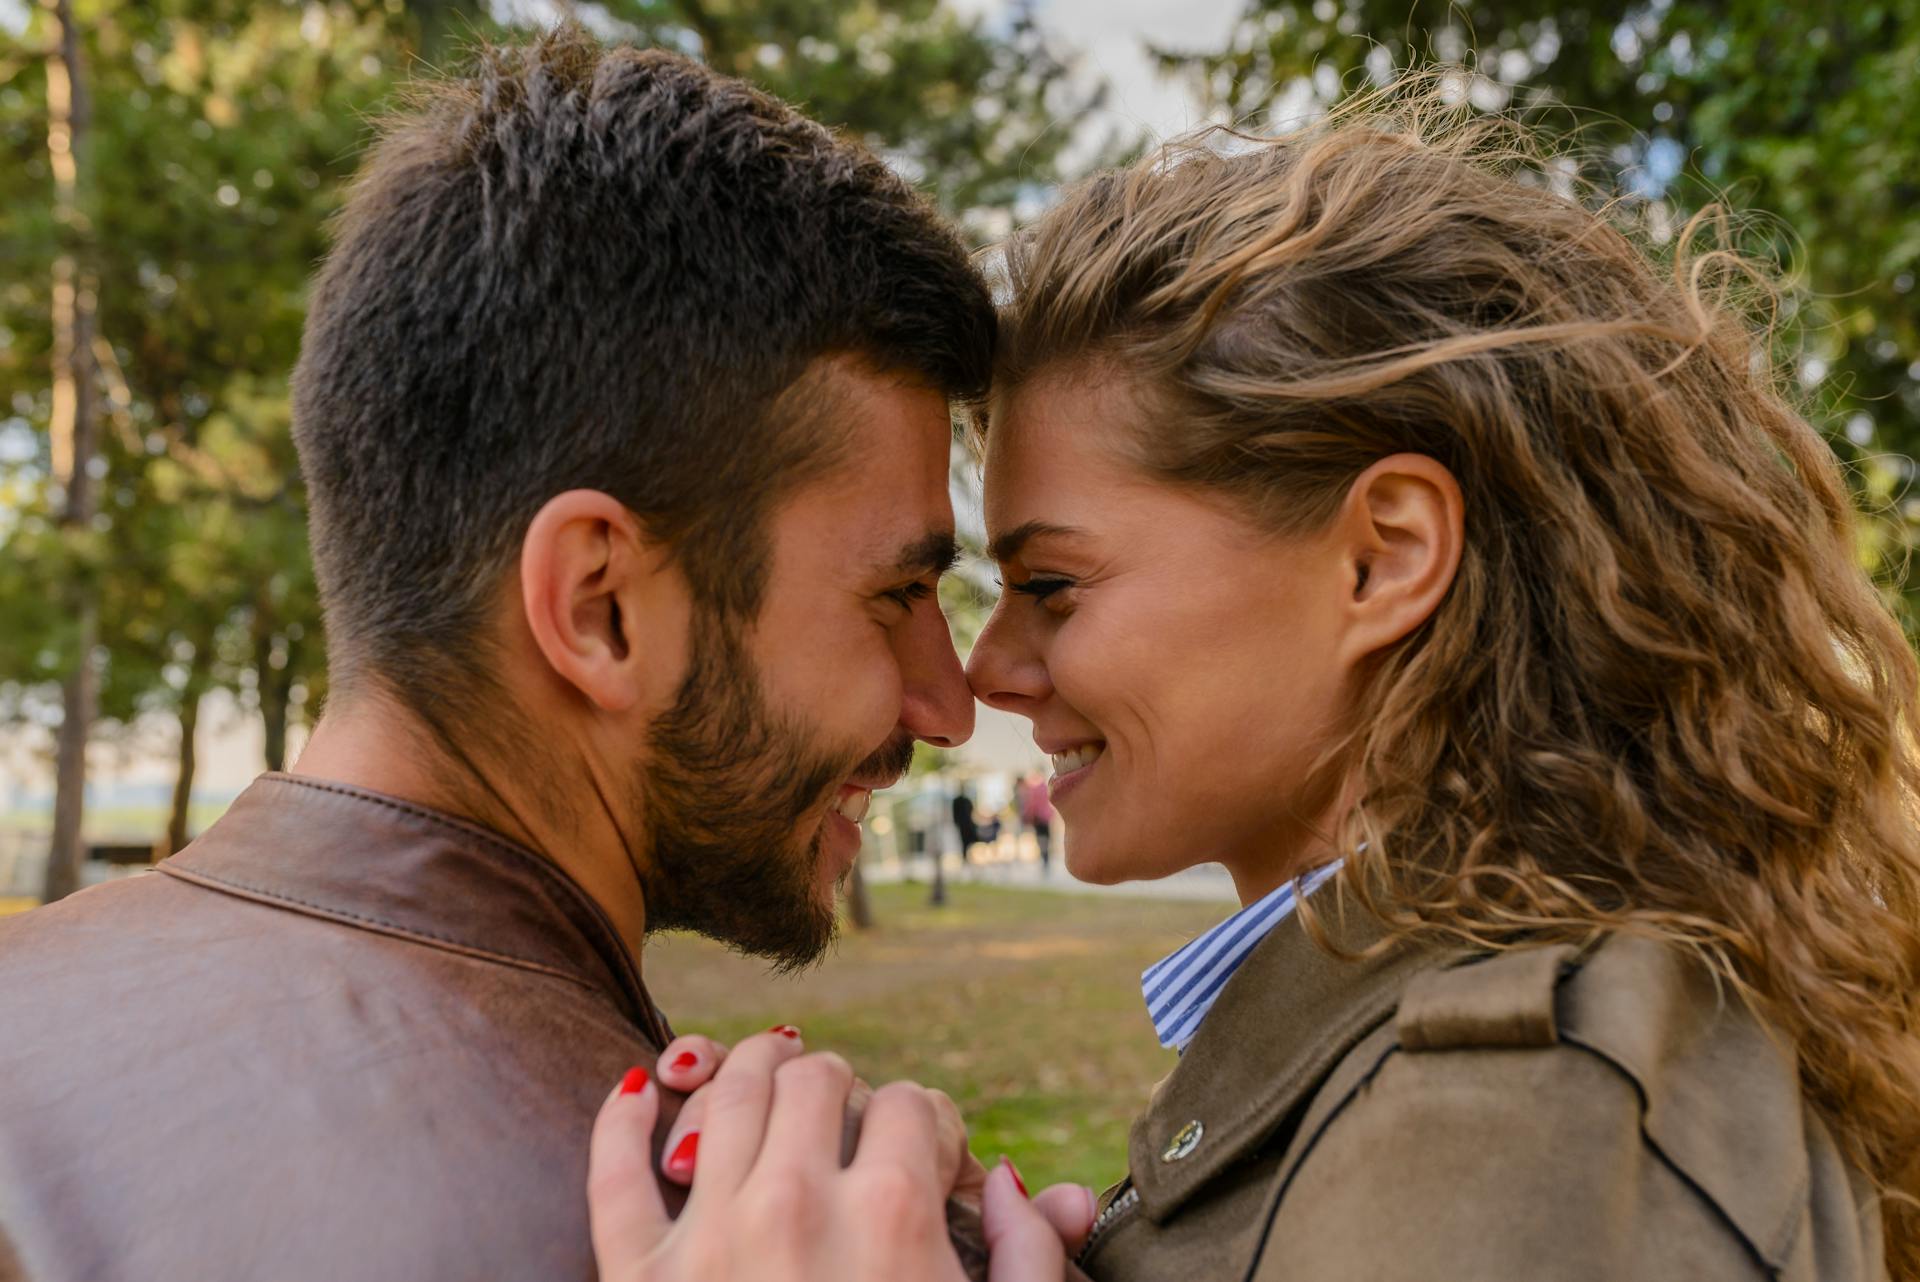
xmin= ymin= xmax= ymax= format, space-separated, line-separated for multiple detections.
xmin=291 ymin=26 xmax=994 ymax=722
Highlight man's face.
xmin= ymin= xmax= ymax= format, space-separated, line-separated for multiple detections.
xmin=638 ymin=360 xmax=974 ymax=967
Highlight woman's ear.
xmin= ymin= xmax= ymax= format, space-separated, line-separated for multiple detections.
xmin=519 ymin=489 xmax=692 ymax=715
xmin=1335 ymin=454 xmax=1464 ymax=667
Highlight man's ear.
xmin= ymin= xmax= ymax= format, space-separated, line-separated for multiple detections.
xmin=519 ymin=489 xmax=691 ymax=715
xmin=1334 ymin=454 xmax=1464 ymax=667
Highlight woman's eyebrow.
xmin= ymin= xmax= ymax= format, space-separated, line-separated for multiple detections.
xmin=987 ymin=520 xmax=1083 ymax=564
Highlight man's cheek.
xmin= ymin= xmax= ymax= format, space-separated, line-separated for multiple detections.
xmin=778 ymin=644 xmax=902 ymax=750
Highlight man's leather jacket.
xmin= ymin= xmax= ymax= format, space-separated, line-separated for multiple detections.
xmin=0 ymin=773 xmax=680 ymax=1281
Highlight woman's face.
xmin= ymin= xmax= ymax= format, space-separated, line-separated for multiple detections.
xmin=966 ymin=367 xmax=1359 ymax=896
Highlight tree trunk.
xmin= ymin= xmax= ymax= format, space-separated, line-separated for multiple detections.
xmin=256 ymin=628 xmax=293 ymax=773
xmin=42 ymin=0 xmax=98 ymax=906
xmin=44 ymin=612 xmax=96 ymax=902
xmin=929 ymin=792 xmax=948 ymax=908
xmin=165 ymin=675 xmax=206 ymax=858
xmin=846 ymin=861 xmax=873 ymax=930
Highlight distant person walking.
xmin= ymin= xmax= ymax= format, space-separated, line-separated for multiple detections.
xmin=950 ymin=788 xmax=977 ymax=866
xmin=1018 ymin=772 xmax=1054 ymax=873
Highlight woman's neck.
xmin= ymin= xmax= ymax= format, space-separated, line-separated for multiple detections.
xmin=1222 ymin=776 xmax=1355 ymax=906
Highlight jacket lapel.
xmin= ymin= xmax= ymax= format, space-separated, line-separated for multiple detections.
xmin=1128 ymin=892 xmax=1461 ymax=1223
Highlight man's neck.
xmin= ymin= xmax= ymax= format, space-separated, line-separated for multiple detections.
xmin=291 ymin=692 xmax=650 ymax=961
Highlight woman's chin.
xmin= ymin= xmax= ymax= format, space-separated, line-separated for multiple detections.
xmin=1064 ymin=836 xmax=1157 ymax=886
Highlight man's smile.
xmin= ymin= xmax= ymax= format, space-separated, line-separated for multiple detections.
xmin=829 ymin=784 xmax=874 ymax=824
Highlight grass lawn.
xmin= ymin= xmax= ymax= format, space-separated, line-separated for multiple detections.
xmin=643 ymin=880 xmax=1231 ymax=1193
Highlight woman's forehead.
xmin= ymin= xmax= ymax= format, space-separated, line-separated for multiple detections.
xmin=980 ymin=395 xmax=1104 ymax=541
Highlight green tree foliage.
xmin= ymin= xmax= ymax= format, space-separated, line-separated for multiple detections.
xmin=2 ymin=1 xmax=415 ymax=863
xmin=590 ymin=0 xmax=1102 ymax=240
xmin=1156 ymin=0 xmax=1920 ymax=605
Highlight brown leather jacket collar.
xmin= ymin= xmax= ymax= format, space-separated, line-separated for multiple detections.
xmin=161 ymin=772 xmax=673 ymax=1046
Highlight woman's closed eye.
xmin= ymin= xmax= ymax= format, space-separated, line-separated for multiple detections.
xmin=1005 ymin=576 xmax=1076 ymax=607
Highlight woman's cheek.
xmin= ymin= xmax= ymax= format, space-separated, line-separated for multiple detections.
xmin=1051 ymin=603 xmax=1147 ymax=714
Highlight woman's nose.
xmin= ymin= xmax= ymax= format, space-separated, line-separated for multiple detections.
xmin=965 ymin=601 xmax=1050 ymax=714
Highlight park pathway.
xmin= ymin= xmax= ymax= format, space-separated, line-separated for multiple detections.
xmin=863 ymin=849 xmax=1238 ymax=903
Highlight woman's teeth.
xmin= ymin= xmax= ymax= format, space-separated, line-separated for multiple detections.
xmin=1049 ymin=743 xmax=1105 ymax=776
xmin=831 ymin=789 xmax=872 ymax=823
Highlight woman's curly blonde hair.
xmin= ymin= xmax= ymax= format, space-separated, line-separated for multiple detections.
xmin=980 ymin=80 xmax=1920 ymax=1272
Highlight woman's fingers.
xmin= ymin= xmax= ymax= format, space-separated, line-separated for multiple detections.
xmin=922 ymin=1086 xmax=971 ymax=1196
xmin=848 ymin=1080 xmax=946 ymax=1188
xmin=761 ymin=1051 xmax=857 ymax=1171
xmin=653 ymin=1034 xmax=729 ymax=1093
xmin=907 ymin=1086 xmax=983 ymax=1205
xmin=1031 ymin=1183 xmax=1098 ymax=1255
xmin=679 ymin=1027 xmax=806 ymax=1202
xmin=661 ymin=1026 xmax=802 ymax=1187
xmin=981 ymin=1159 xmax=1066 ymax=1282
xmin=837 ymin=1077 xmax=874 ymax=1166
xmin=654 ymin=1032 xmax=729 ymax=1188
xmin=658 ymin=1088 xmax=704 ymax=1187
xmin=586 ymin=1067 xmax=670 ymax=1280
xmin=588 ymin=1058 xmax=982 ymax=1282
xmin=951 ymin=1147 xmax=991 ymax=1210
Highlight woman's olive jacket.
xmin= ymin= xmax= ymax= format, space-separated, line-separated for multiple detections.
xmin=1079 ymin=897 xmax=1885 ymax=1282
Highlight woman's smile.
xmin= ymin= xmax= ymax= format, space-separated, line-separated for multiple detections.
xmin=1043 ymin=740 xmax=1106 ymax=802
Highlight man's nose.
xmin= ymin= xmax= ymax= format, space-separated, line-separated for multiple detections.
xmin=898 ymin=605 xmax=975 ymax=748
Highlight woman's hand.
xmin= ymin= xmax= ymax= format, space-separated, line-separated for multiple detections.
xmin=648 ymin=1030 xmax=1099 ymax=1250
xmin=588 ymin=1030 xmax=1071 ymax=1282
xmin=650 ymin=1029 xmax=988 ymax=1205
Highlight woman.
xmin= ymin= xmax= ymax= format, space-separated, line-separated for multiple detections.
xmin=594 ymin=86 xmax=1920 ymax=1280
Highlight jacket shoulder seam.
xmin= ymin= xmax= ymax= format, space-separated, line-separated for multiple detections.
xmin=267 ymin=774 xmax=546 ymax=867
xmin=219 ymin=775 xmax=666 ymax=1043
xmin=158 ymin=862 xmax=612 ymax=1002
xmin=1559 ymin=1029 xmax=1800 ymax=1273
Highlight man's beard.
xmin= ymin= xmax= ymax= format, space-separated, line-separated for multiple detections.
xmin=638 ymin=607 xmax=914 ymax=971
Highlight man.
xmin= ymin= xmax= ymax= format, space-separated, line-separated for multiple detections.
xmin=953 ymin=788 xmax=979 ymax=863
xmin=0 ymin=28 xmax=991 ymax=1280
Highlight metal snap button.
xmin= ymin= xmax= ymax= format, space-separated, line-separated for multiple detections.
xmin=1161 ymin=1119 xmax=1203 ymax=1162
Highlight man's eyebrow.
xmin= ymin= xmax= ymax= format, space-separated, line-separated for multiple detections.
xmin=987 ymin=521 xmax=1083 ymax=564
xmin=892 ymin=530 xmax=961 ymax=578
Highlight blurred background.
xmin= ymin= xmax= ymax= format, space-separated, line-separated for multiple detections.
xmin=2 ymin=0 xmax=1916 ymax=1188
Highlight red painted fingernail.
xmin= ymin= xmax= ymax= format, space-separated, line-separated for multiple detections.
xmin=670 ymin=1051 xmax=699 ymax=1071
xmin=1001 ymin=1156 xmax=1029 ymax=1198
xmin=768 ymin=1024 xmax=800 ymax=1039
xmin=618 ymin=1067 xmax=650 ymax=1096
xmin=666 ymin=1131 xmax=700 ymax=1176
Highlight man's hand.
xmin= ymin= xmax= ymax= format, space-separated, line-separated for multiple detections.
xmin=589 ymin=1035 xmax=1071 ymax=1282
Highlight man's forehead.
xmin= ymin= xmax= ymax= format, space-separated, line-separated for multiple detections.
xmin=768 ymin=441 xmax=956 ymax=564
xmin=808 ymin=375 xmax=953 ymax=489
xmin=808 ymin=353 xmax=952 ymax=440
xmin=767 ymin=355 xmax=958 ymax=568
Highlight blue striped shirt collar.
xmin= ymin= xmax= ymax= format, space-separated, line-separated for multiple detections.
xmin=1142 ymin=861 xmax=1344 ymax=1052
